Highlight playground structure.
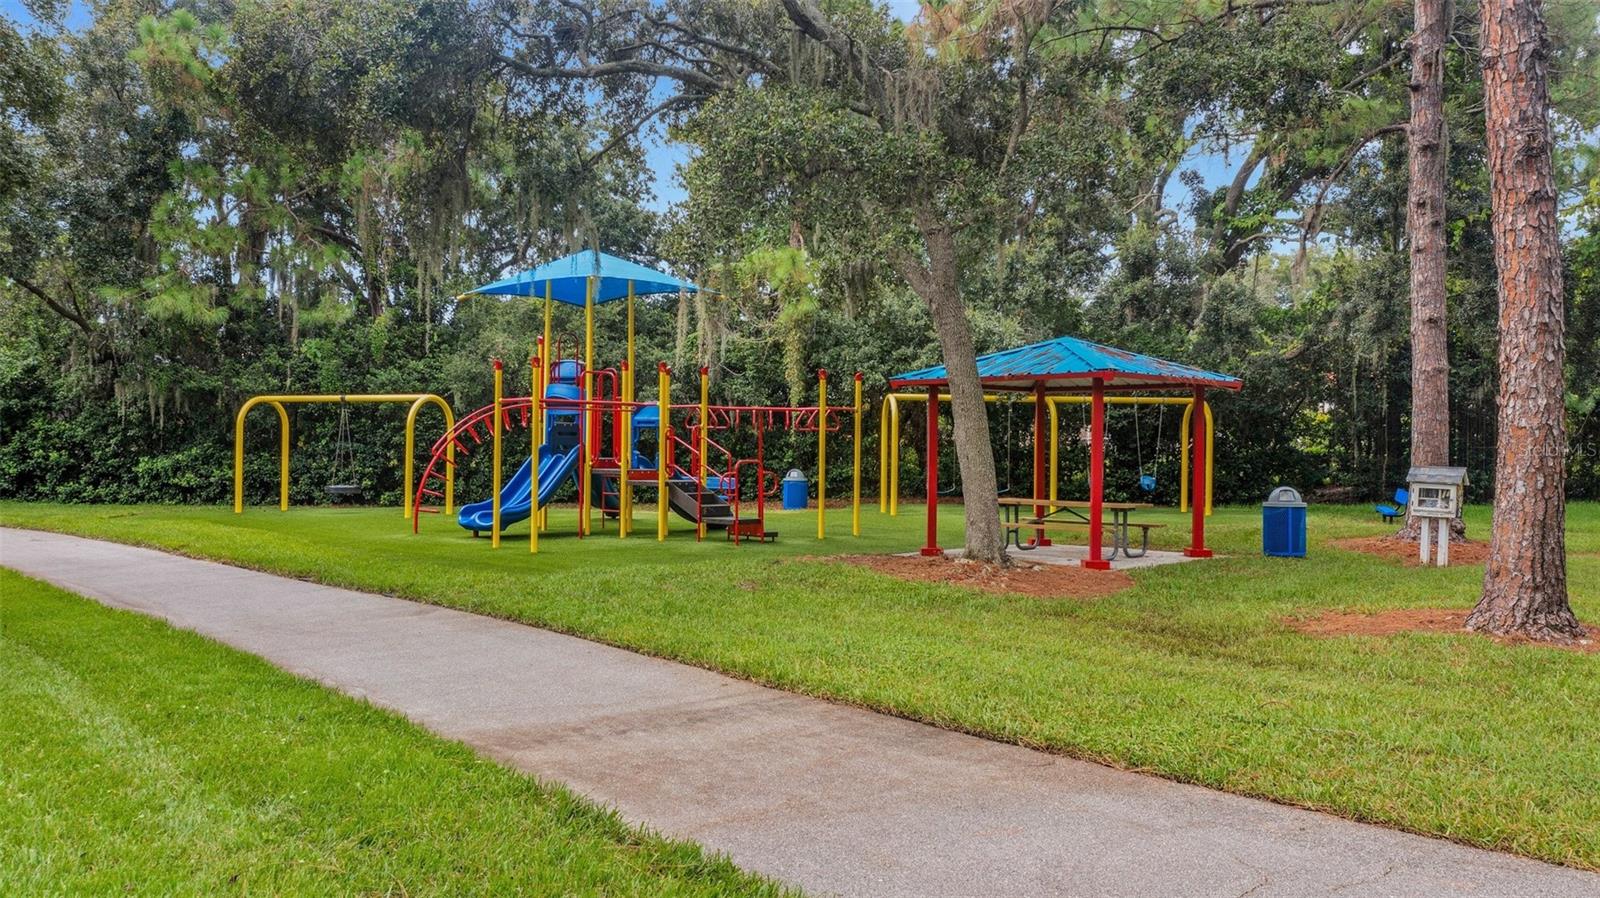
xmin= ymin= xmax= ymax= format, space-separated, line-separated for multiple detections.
xmin=230 ymin=254 xmax=1236 ymax=568
xmin=407 ymin=251 xmax=866 ymax=549
xmin=232 ymin=393 xmax=455 ymax=518
xmin=878 ymin=393 xmax=1215 ymax=517
xmin=888 ymin=336 xmax=1241 ymax=568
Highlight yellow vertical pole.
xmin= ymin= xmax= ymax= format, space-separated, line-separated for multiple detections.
xmin=540 ymin=283 xmax=552 ymax=532
xmin=275 ymin=402 xmax=289 ymax=511
xmin=444 ymin=429 xmax=454 ymax=515
xmin=622 ymin=280 xmax=636 ymax=537
xmin=698 ymin=366 xmax=709 ymax=541
xmin=1181 ymin=400 xmax=1192 ymax=513
xmin=491 ymin=359 xmax=503 ymax=549
xmin=817 ymin=369 xmax=827 ymax=540
xmin=581 ymin=276 xmax=595 ymax=536
xmin=1204 ymin=400 xmax=1215 ymax=516
xmin=234 ymin=408 xmax=246 ymax=514
xmin=889 ymin=395 xmax=900 ymax=516
xmin=530 ymin=349 xmax=541 ymax=554
xmin=404 ymin=422 xmax=414 ymax=520
xmin=883 ymin=396 xmax=896 ymax=515
xmin=1047 ymin=397 xmax=1059 ymax=513
xmin=619 ymin=361 xmax=631 ymax=540
xmin=658 ymin=363 xmax=670 ymax=541
xmin=852 ymin=372 xmax=862 ymax=536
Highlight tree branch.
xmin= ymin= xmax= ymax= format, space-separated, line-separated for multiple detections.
xmin=585 ymin=93 xmax=698 ymax=167
xmin=776 ymin=0 xmax=891 ymax=118
xmin=500 ymin=54 xmax=727 ymax=95
xmin=7 ymin=274 xmax=94 ymax=334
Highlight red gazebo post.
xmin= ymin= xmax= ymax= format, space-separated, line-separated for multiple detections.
xmin=1184 ymin=386 xmax=1213 ymax=557
xmin=1031 ymin=380 xmax=1050 ymax=546
xmin=921 ymin=386 xmax=942 ymax=556
xmin=1084 ymin=377 xmax=1110 ymax=570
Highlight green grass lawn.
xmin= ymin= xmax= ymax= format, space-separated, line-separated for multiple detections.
xmin=0 ymin=569 xmax=786 ymax=896
xmin=3 ymin=499 xmax=1598 ymax=871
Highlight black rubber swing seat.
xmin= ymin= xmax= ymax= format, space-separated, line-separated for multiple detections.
xmin=325 ymin=484 xmax=362 ymax=497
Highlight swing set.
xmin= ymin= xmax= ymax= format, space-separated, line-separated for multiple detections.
xmin=879 ymin=393 xmax=1215 ymax=516
xmin=233 ymin=393 xmax=456 ymax=518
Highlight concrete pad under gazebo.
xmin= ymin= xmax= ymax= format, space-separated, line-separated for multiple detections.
xmin=889 ymin=335 xmax=1242 ymax=569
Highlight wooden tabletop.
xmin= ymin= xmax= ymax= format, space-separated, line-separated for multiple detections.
xmin=996 ymin=498 xmax=1153 ymax=510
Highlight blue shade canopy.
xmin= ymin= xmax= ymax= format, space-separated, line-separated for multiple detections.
xmin=890 ymin=335 xmax=1242 ymax=392
xmin=461 ymin=250 xmax=698 ymax=305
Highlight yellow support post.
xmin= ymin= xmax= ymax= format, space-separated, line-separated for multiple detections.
xmin=619 ymin=361 xmax=630 ymax=540
xmin=581 ymin=275 xmax=595 ymax=536
xmin=1180 ymin=402 xmax=1190 ymax=512
xmin=889 ymin=395 xmax=900 ymax=515
xmin=817 ymin=369 xmax=827 ymax=540
xmin=530 ymin=349 xmax=542 ymax=554
xmin=883 ymin=396 xmax=896 ymax=515
xmin=541 ymin=282 xmax=552 ymax=533
xmin=1179 ymin=400 xmax=1214 ymax=516
xmin=698 ymin=366 xmax=709 ymax=541
xmin=623 ymin=281 xmax=636 ymax=535
xmin=275 ymin=402 xmax=289 ymax=510
xmin=1047 ymin=398 xmax=1059 ymax=514
xmin=491 ymin=359 xmax=503 ymax=549
xmin=852 ymin=372 xmax=862 ymax=537
xmin=658 ymin=363 xmax=670 ymax=541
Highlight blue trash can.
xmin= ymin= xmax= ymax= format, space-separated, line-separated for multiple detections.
xmin=782 ymin=469 xmax=809 ymax=510
xmin=1262 ymin=486 xmax=1307 ymax=557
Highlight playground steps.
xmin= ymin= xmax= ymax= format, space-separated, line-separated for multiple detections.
xmin=666 ymin=476 xmax=737 ymax=528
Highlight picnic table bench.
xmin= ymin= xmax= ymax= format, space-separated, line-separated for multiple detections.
xmin=997 ymin=497 xmax=1163 ymax=559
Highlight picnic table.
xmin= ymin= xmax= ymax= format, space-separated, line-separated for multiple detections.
xmin=997 ymin=497 xmax=1159 ymax=559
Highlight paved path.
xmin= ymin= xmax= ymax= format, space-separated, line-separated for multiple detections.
xmin=5 ymin=528 xmax=1596 ymax=898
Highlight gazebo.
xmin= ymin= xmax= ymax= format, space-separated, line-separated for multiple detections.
xmin=888 ymin=335 xmax=1242 ymax=569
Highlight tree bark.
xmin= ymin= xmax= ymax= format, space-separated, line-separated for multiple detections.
xmin=1468 ymin=0 xmax=1582 ymax=641
xmin=896 ymin=204 xmax=1007 ymax=564
xmin=1399 ymin=0 xmax=1460 ymax=541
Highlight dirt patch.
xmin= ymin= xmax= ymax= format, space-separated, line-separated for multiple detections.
xmin=1331 ymin=536 xmax=1492 ymax=566
xmin=1291 ymin=607 xmax=1471 ymax=637
xmin=837 ymin=554 xmax=1134 ymax=600
xmin=1286 ymin=608 xmax=1599 ymax=653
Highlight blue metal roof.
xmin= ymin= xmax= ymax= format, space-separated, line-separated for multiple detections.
xmin=889 ymin=334 xmax=1241 ymax=392
xmin=462 ymin=250 xmax=698 ymax=306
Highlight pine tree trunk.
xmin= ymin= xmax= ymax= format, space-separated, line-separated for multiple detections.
xmin=899 ymin=205 xmax=1006 ymax=564
xmin=1400 ymin=0 xmax=1460 ymax=542
xmin=1468 ymin=0 xmax=1583 ymax=641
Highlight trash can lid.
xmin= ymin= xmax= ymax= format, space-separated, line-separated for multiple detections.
xmin=784 ymin=469 xmax=806 ymax=481
xmin=1263 ymin=486 xmax=1306 ymax=507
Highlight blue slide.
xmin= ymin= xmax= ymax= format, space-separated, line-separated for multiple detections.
xmin=457 ymin=443 xmax=582 ymax=533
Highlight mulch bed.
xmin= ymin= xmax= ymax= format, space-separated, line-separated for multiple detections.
xmin=837 ymin=553 xmax=1134 ymax=599
xmin=1285 ymin=608 xmax=1598 ymax=654
xmin=1331 ymin=536 xmax=1492 ymax=566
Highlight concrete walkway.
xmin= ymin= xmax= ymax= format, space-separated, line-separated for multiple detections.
xmin=4 ymin=528 xmax=1596 ymax=898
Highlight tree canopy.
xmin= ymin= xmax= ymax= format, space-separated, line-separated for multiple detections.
xmin=2 ymin=0 xmax=1598 ymax=522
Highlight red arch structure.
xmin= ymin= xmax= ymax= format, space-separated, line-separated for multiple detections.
xmin=889 ymin=335 xmax=1242 ymax=568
